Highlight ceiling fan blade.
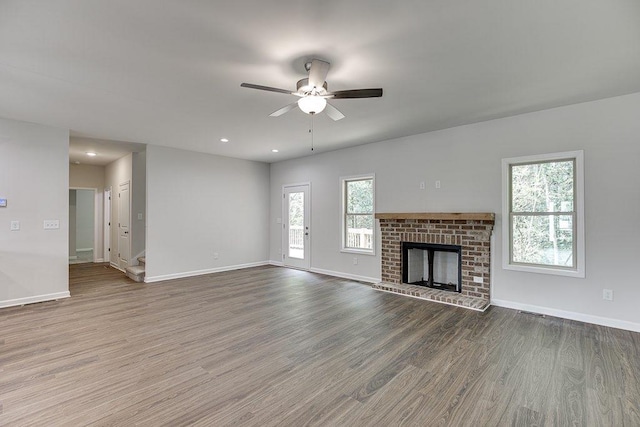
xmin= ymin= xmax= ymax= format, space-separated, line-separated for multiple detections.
xmin=328 ymin=88 xmax=383 ymax=99
xmin=241 ymin=83 xmax=294 ymax=95
xmin=269 ymin=102 xmax=298 ymax=117
xmin=324 ymin=103 xmax=345 ymax=121
xmin=308 ymin=59 xmax=330 ymax=89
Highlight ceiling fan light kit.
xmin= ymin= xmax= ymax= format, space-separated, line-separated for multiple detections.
xmin=298 ymin=96 xmax=327 ymax=114
xmin=241 ymin=58 xmax=383 ymax=121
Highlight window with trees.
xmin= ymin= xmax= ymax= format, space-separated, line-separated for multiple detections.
xmin=502 ymin=151 xmax=584 ymax=277
xmin=342 ymin=175 xmax=375 ymax=254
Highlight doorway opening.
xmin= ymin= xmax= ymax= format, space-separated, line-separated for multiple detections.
xmin=283 ymin=183 xmax=310 ymax=270
xmin=69 ymin=188 xmax=98 ymax=264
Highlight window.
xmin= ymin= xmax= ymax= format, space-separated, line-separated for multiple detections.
xmin=502 ymin=150 xmax=584 ymax=277
xmin=342 ymin=175 xmax=375 ymax=254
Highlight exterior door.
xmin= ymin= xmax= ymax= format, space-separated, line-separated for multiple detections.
xmin=118 ymin=181 xmax=130 ymax=271
xmin=283 ymin=184 xmax=310 ymax=270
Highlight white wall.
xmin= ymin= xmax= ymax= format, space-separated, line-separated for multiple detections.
xmin=70 ymin=163 xmax=106 ymax=261
xmin=0 ymin=118 xmax=69 ymax=307
xmin=145 ymin=145 xmax=270 ymax=281
xmin=131 ymin=151 xmax=146 ymax=260
xmin=270 ymin=92 xmax=640 ymax=331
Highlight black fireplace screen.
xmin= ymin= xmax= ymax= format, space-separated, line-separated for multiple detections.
xmin=402 ymin=242 xmax=462 ymax=293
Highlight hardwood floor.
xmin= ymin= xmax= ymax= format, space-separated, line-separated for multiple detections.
xmin=1 ymin=264 xmax=639 ymax=426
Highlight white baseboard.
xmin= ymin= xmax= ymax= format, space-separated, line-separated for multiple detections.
xmin=144 ymin=261 xmax=270 ymax=283
xmin=0 ymin=291 xmax=71 ymax=309
xmin=111 ymin=262 xmax=124 ymax=272
xmin=309 ymin=267 xmax=380 ymax=284
xmin=95 ymin=258 xmax=104 ymax=263
xmin=267 ymin=261 xmax=379 ymax=283
xmin=491 ymin=298 xmax=640 ymax=333
xmin=76 ymin=248 xmax=93 ymax=252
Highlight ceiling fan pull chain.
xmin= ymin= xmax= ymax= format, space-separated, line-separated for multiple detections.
xmin=310 ymin=114 xmax=314 ymax=151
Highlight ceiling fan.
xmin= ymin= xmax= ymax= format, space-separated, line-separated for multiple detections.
xmin=241 ymin=59 xmax=383 ymax=121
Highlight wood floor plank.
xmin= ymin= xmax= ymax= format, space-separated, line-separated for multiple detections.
xmin=1 ymin=263 xmax=639 ymax=425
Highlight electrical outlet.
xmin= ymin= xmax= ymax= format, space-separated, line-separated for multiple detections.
xmin=435 ymin=180 xmax=441 ymax=189
xmin=43 ymin=220 xmax=59 ymax=230
xmin=10 ymin=220 xmax=20 ymax=231
xmin=473 ymin=276 xmax=483 ymax=284
xmin=419 ymin=181 xmax=425 ymax=190
xmin=602 ymin=289 xmax=613 ymax=301
xmin=353 ymin=257 xmax=358 ymax=265
xmin=213 ymin=252 xmax=219 ymax=260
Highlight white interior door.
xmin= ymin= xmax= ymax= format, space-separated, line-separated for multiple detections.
xmin=104 ymin=188 xmax=111 ymax=265
xmin=118 ymin=181 xmax=130 ymax=270
xmin=283 ymin=184 xmax=310 ymax=270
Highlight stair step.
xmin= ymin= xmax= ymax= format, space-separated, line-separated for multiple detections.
xmin=137 ymin=256 xmax=146 ymax=266
xmin=125 ymin=265 xmax=145 ymax=283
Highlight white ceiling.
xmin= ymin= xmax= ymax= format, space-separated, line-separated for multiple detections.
xmin=68 ymin=136 xmax=145 ymax=166
xmin=2 ymin=1 xmax=639 ymax=163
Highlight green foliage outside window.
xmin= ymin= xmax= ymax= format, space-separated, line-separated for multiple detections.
xmin=345 ymin=178 xmax=374 ymax=250
xmin=510 ymin=160 xmax=575 ymax=268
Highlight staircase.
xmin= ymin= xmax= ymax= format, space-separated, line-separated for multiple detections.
xmin=125 ymin=256 xmax=146 ymax=283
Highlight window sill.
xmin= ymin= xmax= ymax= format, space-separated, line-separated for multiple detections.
xmin=341 ymin=248 xmax=375 ymax=256
xmin=503 ymin=262 xmax=585 ymax=278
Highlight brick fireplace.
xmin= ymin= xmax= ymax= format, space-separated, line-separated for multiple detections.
xmin=373 ymin=212 xmax=495 ymax=311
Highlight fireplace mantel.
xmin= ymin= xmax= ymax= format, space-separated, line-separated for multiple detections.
xmin=374 ymin=212 xmax=495 ymax=311
xmin=375 ymin=212 xmax=495 ymax=222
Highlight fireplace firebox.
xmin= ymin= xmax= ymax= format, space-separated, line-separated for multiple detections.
xmin=402 ymin=242 xmax=462 ymax=293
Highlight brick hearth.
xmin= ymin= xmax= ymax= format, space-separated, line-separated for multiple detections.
xmin=374 ymin=212 xmax=495 ymax=311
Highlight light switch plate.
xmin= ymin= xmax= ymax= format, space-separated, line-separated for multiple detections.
xmin=10 ymin=220 xmax=20 ymax=231
xmin=43 ymin=220 xmax=60 ymax=230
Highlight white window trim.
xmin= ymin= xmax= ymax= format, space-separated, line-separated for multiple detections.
xmin=501 ymin=150 xmax=585 ymax=278
xmin=340 ymin=174 xmax=376 ymax=256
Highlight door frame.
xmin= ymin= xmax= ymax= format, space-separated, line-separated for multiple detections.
xmin=282 ymin=182 xmax=311 ymax=270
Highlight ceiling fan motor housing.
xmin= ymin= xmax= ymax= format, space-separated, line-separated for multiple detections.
xmin=297 ymin=78 xmax=328 ymax=95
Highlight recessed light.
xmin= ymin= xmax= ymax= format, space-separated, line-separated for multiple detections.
xmin=74 ymin=161 xmax=81 ymax=165
xmin=220 ymin=138 xmax=229 ymax=143
xmin=271 ymin=149 xmax=279 ymax=153
xmin=86 ymin=152 xmax=97 ymax=157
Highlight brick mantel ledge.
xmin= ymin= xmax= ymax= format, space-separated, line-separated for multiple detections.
xmin=375 ymin=212 xmax=495 ymax=222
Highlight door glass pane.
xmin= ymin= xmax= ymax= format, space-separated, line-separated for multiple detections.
xmin=288 ymin=192 xmax=304 ymax=259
